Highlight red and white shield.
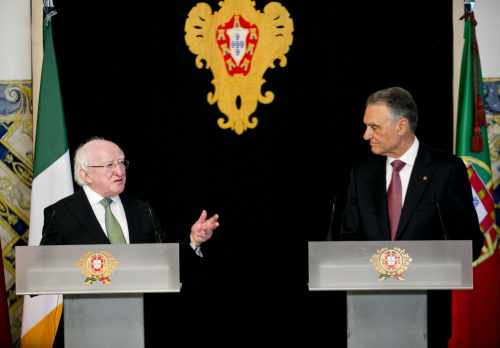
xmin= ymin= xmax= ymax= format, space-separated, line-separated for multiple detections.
xmin=90 ymin=254 xmax=105 ymax=274
xmin=216 ymin=15 xmax=259 ymax=76
xmin=227 ymin=26 xmax=248 ymax=65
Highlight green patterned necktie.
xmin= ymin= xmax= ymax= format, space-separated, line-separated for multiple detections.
xmin=100 ymin=198 xmax=126 ymax=244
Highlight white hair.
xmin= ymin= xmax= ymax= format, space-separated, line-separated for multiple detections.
xmin=73 ymin=136 xmax=106 ymax=186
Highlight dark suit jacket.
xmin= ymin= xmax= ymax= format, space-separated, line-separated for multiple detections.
xmin=40 ymin=189 xmax=210 ymax=348
xmin=340 ymin=143 xmax=484 ymax=342
xmin=40 ymin=189 xmax=158 ymax=245
xmin=40 ymin=189 xmax=206 ymax=284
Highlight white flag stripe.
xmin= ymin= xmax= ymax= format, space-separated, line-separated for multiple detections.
xmin=21 ymin=151 xmax=72 ymax=335
xmin=20 ymin=295 xmax=61 ymax=337
xmin=28 ymin=151 xmax=73 ymax=246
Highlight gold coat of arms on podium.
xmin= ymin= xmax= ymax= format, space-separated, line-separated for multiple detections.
xmin=370 ymin=247 xmax=412 ymax=281
xmin=185 ymin=0 xmax=294 ymax=134
xmin=77 ymin=251 xmax=118 ymax=285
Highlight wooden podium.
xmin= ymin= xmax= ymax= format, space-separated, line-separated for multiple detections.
xmin=308 ymin=241 xmax=473 ymax=348
xmin=16 ymin=243 xmax=180 ymax=348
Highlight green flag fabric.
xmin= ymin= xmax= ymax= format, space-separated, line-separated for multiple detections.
xmin=449 ymin=8 xmax=500 ymax=348
xmin=455 ymin=8 xmax=496 ymax=262
xmin=34 ymin=20 xmax=69 ymax=176
xmin=21 ymin=13 xmax=73 ymax=348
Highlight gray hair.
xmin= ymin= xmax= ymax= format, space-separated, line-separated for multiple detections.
xmin=73 ymin=136 xmax=106 ymax=186
xmin=366 ymin=86 xmax=418 ymax=132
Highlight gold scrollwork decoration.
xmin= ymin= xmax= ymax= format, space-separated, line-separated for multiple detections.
xmin=185 ymin=0 xmax=294 ymax=135
xmin=2 ymin=84 xmax=33 ymax=121
xmin=0 ymin=177 xmax=29 ymax=212
xmin=0 ymin=197 xmax=18 ymax=226
xmin=12 ymin=161 xmax=33 ymax=189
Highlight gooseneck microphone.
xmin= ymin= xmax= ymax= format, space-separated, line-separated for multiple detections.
xmin=326 ymin=196 xmax=336 ymax=241
xmin=435 ymin=200 xmax=448 ymax=240
xmin=146 ymin=202 xmax=163 ymax=243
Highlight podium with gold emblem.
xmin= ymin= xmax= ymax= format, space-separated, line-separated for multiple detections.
xmin=308 ymin=241 xmax=473 ymax=348
xmin=16 ymin=243 xmax=180 ymax=348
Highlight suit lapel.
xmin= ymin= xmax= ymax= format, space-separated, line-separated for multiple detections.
xmin=396 ymin=145 xmax=433 ymax=239
xmin=70 ymin=190 xmax=110 ymax=243
xmin=122 ymin=196 xmax=140 ymax=243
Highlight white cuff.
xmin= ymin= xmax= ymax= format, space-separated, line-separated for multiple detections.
xmin=189 ymin=242 xmax=203 ymax=257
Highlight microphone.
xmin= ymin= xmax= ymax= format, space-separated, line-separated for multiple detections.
xmin=435 ymin=200 xmax=448 ymax=240
xmin=146 ymin=202 xmax=163 ymax=243
xmin=326 ymin=196 xmax=336 ymax=241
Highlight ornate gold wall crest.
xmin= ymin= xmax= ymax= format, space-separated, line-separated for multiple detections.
xmin=185 ymin=0 xmax=294 ymax=134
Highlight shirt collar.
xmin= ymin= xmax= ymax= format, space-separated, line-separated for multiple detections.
xmin=387 ymin=137 xmax=419 ymax=167
xmin=83 ymin=185 xmax=120 ymax=206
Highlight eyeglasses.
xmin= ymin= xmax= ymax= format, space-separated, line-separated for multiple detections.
xmin=86 ymin=159 xmax=129 ymax=171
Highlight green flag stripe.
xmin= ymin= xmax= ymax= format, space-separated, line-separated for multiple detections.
xmin=456 ymin=14 xmax=491 ymax=168
xmin=33 ymin=20 xmax=69 ymax=178
xmin=456 ymin=18 xmax=473 ymax=157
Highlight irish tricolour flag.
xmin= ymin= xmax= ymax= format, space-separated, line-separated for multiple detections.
xmin=20 ymin=14 xmax=73 ymax=348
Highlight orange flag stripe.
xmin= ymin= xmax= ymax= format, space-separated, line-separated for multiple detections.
xmin=20 ymin=304 xmax=62 ymax=348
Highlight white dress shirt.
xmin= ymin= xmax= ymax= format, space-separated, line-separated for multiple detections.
xmin=83 ymin=185 xmax=131 ymax=244
xmin=386 ymin=137 xmax=419 ymax=205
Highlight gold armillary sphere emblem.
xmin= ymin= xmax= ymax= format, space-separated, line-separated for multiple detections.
xmin=185 ymin=0 xmax=294 ymax=135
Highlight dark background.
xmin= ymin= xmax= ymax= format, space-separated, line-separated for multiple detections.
xmin=51 ymin=0 xmax=453 ymax=344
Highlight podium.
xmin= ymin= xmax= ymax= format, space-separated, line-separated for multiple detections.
xmin=16 ymin=243 xmax=180 ymax=348
xmin=308 ymin=241 xmax=473 ymax=348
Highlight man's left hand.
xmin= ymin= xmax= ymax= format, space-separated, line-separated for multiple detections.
xmin=190 ymin=210 xmax=219 ymax=247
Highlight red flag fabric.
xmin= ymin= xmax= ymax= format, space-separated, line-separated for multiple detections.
xmin=449 ymin=7 xmax=500 ymax=348
xmin=450 ymin=252 xmax=500 ymax=348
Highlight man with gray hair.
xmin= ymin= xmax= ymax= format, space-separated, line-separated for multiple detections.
xmin=41 ymin=137 xmax=218 ymax=255
xmin=40 ymin=137 xmax=219 ymax=346
xmin=340 ymin=87 xmax=484 ymax=348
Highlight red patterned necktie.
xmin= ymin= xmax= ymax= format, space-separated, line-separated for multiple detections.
xmin=387 ymin=160 xmax=406 ymax=240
